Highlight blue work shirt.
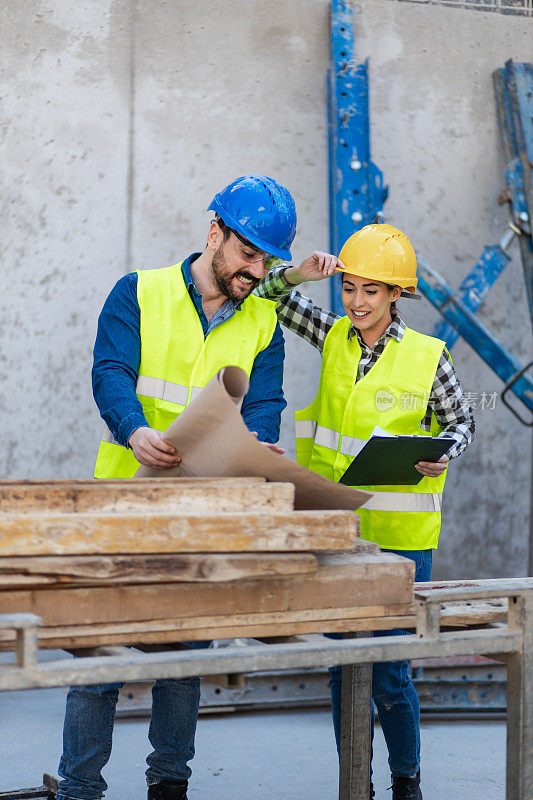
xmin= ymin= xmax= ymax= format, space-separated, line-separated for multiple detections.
xmin=92 ymin=253 xmax=286 ymax=448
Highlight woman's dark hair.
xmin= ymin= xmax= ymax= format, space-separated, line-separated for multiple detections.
xmin=386 ymin=284 xmax=398 ymax=313
xmin=341 ymin=273 xmax=399 ymax=312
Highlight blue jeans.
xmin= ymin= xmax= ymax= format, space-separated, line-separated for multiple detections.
xmin=57 ymin=642 xmax=211 ymax=800
xmin=328 ymin=549 xmax=432 ymax=779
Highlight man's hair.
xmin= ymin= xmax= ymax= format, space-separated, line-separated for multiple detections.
xmin=213 ymin=214 xmax=232 ymax=243
xmin=213 ymin=214 xmax=259 ymax=252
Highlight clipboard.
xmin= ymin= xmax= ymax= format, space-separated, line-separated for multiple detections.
xmin=339 ymin=435 xmax=455 ymax=486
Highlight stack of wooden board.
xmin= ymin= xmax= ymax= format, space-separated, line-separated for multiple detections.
xmin=0 ymin=478 xmax=415 ymax=649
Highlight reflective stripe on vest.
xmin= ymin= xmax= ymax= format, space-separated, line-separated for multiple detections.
xmin=363 ymin=492 xmax=443 ymax=513
xmin=297 ymin=421 xmax=371 ymax=460
xmin=294 ymin=419 xmax=316 ymax=439
xmin=136 ymin=375 xmax=189 ymax=406
xmin=340 ymin=435 xmax=367 ymax=458
xmin=135 ymin=377 xmax=205 ymax=407
xmin=315 ymin=425 xmax=340 ymax=451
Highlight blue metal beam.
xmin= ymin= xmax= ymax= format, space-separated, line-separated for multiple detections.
xmin=494 ymin=61 xmax=533 ymax=324
xmin=431 ymin=233 xmax=513 ymax=349
xmin=328 ymin=0 xmax=387 ymax=314
xmin=417 ymin=256 xmax=533 ymax=420
xmin=434 ymin=59 xmax=533 ymax=349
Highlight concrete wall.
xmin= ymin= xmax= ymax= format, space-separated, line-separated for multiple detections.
xmin=0 ymin=0 xmax=530 ymax=578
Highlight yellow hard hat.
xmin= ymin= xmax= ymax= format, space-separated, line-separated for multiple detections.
xmin=336 ymin=224 xmax=418 ymax=293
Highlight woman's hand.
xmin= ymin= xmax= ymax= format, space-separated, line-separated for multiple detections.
xmin=415 ymin=454 xmax=449 ymax=477
xmin=284 ymin=251 xmax=344 ymax=285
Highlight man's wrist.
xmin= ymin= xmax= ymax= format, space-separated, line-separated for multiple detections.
xmin=117 ymin=412 xmax=150 ymax=449
xmin=128 ymin=425 xmax=148 ymax=447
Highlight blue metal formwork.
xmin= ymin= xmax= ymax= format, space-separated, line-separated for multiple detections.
xmin=327 ymin=0 xmax=387 ymax=315
xmin=431 ymin=234 xmax=514 ymax=350
xmin=434 ymin=60 xmax=533 ymax=352
xmin=417 ymin=256 xmax=533 ymax=424
xmin=496 ymin=60 xmax=533 ymax=320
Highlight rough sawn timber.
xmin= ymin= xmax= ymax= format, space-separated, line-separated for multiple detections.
xmin=0 ymin=606 xmax=415 ymax=649
xmin=0 ymin=599 xmax=508 ymax=651
xmin=0 ymin=552 xmax=319 ymax=587
xmin=0 ymin=479 xmax=294 ymax=515
xmin=0 ymin=552 xmax=414 ymax=648
xmin=0 ymin=510 xmax=360 ymax=556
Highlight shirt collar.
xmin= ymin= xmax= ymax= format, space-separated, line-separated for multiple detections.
xmin=180 ymin=252 xmax=244 ymax=310
xmin=180 ymin=252 xmax=201 ymax=294
xmin=348 ymin=309 xmax=406 ymax=348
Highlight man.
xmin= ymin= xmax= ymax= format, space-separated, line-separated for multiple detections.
xmin=56 ymin=175 xmax=297 ymax=800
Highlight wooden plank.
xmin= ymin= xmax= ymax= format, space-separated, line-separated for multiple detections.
xmin=440 ymin=600 xmax=508 ymax=626
xmin=0 ymin=510 xmax=359 ymax=556
xmin=0 ymin=477 xmax=267 ymax=486
xmin=0 ymin=480 xmax=294 ymax=514
xmin=0 ymin=595 xmax=507 ymax=651
xmin=416 ymin=577 xmax=533 ymax=602
xmin=0 ymin=604 xmax=416 ymax=649
xmin=0 ymin=553 xmax=318 ymax=587
xmin=0 ymin=553 xmax=413 ymax=625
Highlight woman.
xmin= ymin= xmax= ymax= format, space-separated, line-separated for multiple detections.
xmin=255 ymin=224 xmax=475 ymax=800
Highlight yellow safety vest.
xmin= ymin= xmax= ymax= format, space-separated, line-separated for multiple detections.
xmin=295 ymin=317 xmax=447 ymax=550
xmin=94 ymin=262 xmax=278 ymax=479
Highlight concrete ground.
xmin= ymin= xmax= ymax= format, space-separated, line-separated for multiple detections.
xmin=0 ymin=668 xmax=506 ymax=800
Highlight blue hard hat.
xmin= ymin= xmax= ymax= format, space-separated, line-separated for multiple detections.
xmin=208 ymin=175 xmax=297 ymax=260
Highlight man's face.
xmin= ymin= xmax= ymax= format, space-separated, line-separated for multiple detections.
xmin=211 ymin=230 xmax=273 ymax=302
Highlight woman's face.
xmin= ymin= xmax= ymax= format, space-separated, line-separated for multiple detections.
xmin=341 ymin=275 xmax=401 ymax=340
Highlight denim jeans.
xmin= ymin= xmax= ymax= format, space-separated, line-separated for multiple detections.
xmin=57 ymin=642 xmax=211 ymax=800
xmin=328 ymin=549 xmax=432 ymax=779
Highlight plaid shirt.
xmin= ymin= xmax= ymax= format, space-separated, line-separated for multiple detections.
xmin=255 ymin=267 xmax=475 ymax=459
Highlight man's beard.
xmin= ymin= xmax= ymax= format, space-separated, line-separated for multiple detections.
xmin=211 ymin=248 xmax=260 ymax=302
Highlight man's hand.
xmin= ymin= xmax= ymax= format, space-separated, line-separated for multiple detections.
xmin=415 ymin=454 xmax=449 ymax=477
xmin=250 ymin=431 xmax=286 ymax=454
xmin=129 ymin=427 xmax=182 ymax=469
xmin=284 ymin=251 xmax=344 ymax=285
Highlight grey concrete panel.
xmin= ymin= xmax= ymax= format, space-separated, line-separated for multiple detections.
xmin=0 ymin=1 xmax=131 ymax=479
xmin=128 ymin=0 xmax=333 ymax=457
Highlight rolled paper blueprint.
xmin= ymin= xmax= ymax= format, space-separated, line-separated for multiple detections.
xmin=136 ymin=366 xmax=371 ymax=512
